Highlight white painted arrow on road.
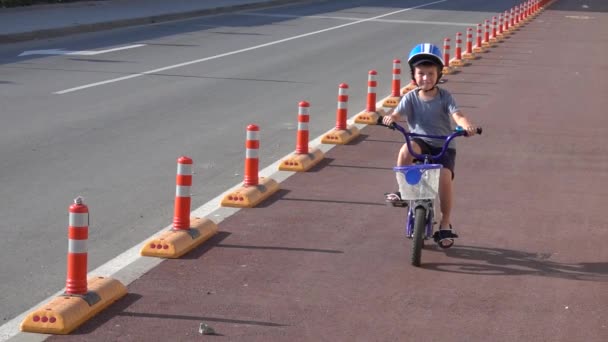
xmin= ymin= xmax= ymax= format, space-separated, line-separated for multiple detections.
xmin=18 ymin=44 xmax=146 ymax=57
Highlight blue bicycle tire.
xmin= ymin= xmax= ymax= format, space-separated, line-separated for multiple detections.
xmin=411 ymin=206 xmax=426 ymax=267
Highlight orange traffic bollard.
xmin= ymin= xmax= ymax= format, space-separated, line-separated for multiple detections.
xmin=473 ymin=23 xmax=485 ymax=53
xmin=21 ymin=197 xmax=127 ymax=335
xmin=450 ymin=32 xmax=465 ymax=66
xmin=442 ymin=37 xmax=452 ymax=74
xmin=66 ymin=196 xmax=88 ymax=295
xmin=295 ymin=101 xmax=310 ymax=154
xmin=355 ymin=70 xmax=386 ymax=124
xmin=280 ymin=101 xmax=324 ymax=171
xmin=482 ymin=19 xmax=493 ymax=48
xmin=510 ymin=7 xmax=516 ymax=29
xmin=498 ymin=14 xmax=504 ymax=36
xmin=366 ymin=70 xmax=377 ymax=113
xmin=141 ymin=157 xmax=218 ymax=258
xmin=462 ymin=28 xmax=476 ymax=60
xmin=244 ymin=124 xmax=260 ymax=186
xmin=222 ymin=125 xmax=279 ymax=207
xmin=335 ymin=83 xmax=348 ymax=130
xmin=322 ymin=83 xmax=359 ymax=144
xmin=383 ymin=59 xmax=404 ymax=104
xmin=172 ymin=156 xmax=192 ymax=230
xmin=489 ymin=16 xmax=499 ymax=43
xmin=390 ymin=60 xmax=402 ymax=97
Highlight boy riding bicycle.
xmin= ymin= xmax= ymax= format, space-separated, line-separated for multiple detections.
xmin=382 ymin=43 xmax=479 ymax=248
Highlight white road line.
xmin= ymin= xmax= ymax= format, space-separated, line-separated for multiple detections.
xmin=240 ymin=12 xmax=476 ymax=26
xmin=54 ymin=0 xmax=447 ymax=94
xmin=19 ymin=44 xmax=146 ymax=57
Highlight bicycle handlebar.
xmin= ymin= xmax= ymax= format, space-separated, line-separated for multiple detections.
xmin=376 ymin=116 xmax=482 ymax=162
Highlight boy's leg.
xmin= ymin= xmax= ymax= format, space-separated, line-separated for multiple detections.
xmin=438 ymin=168 xmax=453 ymax=227
xmin=433 ymin=150 xmax=458 ymax=248
xmin=397 ymin=141 xmax=422 ymax=166
xmin=385 ymin=141 xmax=423 ymax=206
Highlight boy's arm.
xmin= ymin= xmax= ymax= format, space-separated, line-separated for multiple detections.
xmin=451 ymin=111 xmax=477 ymax=136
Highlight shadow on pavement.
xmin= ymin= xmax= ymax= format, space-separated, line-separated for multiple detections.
xmin=71 ymin=292 xmax=143 ymax=334
xmin=215 ymin=243 xmax=344 ymax=254
xmin=180 ymin=230 xmax=232 ymax=259
xmin=423 ymin=245 xmax=608 ymax=282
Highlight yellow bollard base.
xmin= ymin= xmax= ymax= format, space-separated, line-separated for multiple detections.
xmin=279 ymin=148 xmax=325 ymax=172
xmin=442 ymin=66 xmax=452 ymax=75
xmin=20 ymin=277 xmax=127 ymax=335
xmin=382 ymin=95 xmax=401 ymax=108
xmin=482 ymin=41 xmax=496 ymax=48
xmin=321 ymin=125 xmax=360 ymax=145
xmin=450 ymin=58 xmax=471 ymax=67
xmin=462 ymin=52 xmax=477 ymax=60
xmin=354 ymin=108 xmax=385 ymax=124
xmin=400 ymin=82 xmax=417 ymax=95
xmin=140 ymin=217 xmax=218 ymax=258
xmin=220 ymin=177 xmax=280 ymax=208
xmin=473 ymin=46 xmax=485 ymax=53
xmin=449 ymin=58 xmax=464 ymax=67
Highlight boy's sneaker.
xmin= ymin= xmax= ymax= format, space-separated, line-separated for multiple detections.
xmin=433 ymin=225 xmax=458 ymax=249
xmin=384 ymin=191 xmax=408 ymax=207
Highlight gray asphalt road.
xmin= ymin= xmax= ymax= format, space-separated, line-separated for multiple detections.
xmin=0 ymin=0 xmax=524 ymax=323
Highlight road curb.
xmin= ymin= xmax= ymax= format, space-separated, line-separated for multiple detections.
xmin=0 ymin=0 xmax=321 ymax=43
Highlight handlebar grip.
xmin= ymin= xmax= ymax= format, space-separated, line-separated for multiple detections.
xmin=376 ymin=116 xmax=396 ymax=130
xmin=456 ymin=126 xmax=483 ymax=136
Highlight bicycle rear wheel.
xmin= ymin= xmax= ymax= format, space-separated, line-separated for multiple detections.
xmin=411 ymin=206 xmax=426 ymax=267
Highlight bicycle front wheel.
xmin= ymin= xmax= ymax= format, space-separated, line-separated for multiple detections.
xmin=411 ymin=206 xmax=426 ymax=267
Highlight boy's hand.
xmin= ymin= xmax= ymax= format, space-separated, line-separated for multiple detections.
xmin=464 ymin=126 xmax=477 ymax=137
xmin=382 ymin=115 xmax=395 ymax=126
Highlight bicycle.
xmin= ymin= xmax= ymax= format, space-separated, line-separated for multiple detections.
xmin=378 ymin=118 xmax=482 ymax=267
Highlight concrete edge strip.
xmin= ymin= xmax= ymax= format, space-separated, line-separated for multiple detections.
xmin=0 ymin=0 xmax=322 ymax=44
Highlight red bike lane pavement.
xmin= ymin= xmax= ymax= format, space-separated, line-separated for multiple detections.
xmin=42 ymin=3 xmax=607 ymax=341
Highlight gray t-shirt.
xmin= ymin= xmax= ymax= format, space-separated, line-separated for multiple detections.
xmin=394 ymin=87 xmax=459 ymax=148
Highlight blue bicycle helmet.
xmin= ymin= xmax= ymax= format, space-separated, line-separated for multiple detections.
xmin=407 ymin=43 xmax=444 ymax=85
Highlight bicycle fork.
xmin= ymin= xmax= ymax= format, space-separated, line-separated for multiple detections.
xmin=406 ymin=199 xmax=435 ymax=239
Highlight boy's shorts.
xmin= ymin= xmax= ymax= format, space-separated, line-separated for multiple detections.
xmin=411 ymin=138 xmax=456 ymax=179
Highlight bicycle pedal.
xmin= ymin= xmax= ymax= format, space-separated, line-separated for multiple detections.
xmin=389 ymin=201 xmax=408 ymax=208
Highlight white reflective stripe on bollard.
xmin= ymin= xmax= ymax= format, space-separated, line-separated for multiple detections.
xmin=69 ymin=213 xmax=88 ymax=227
xmin=68 ymin=239 xmax=88 ymax=253
xmin=177 ymin=163 xmax=192 ymax=175
xmin=175 ymin=185 xmax=191 ymax=197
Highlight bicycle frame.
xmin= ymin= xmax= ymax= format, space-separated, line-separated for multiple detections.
xmin=390 ymin=124 xmax=463 ymax=240
xmin=382 ymin=121 xmax=474 ymax=266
